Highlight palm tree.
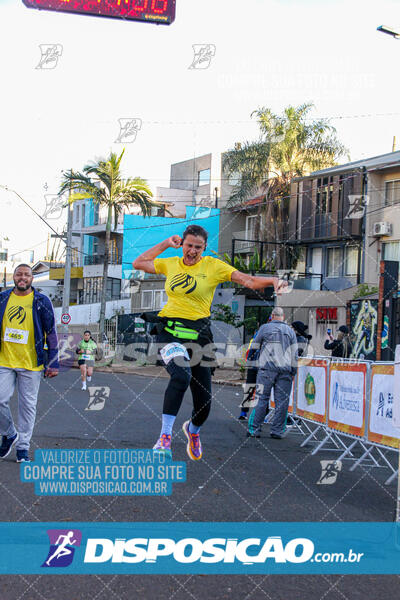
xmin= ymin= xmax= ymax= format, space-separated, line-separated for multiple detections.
xmin=223 ymin=102 xmax=349 ymax=267
xmin=59 ymin=149 xmax=158 ymax=341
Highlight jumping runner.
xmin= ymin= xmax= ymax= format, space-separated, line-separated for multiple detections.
xmin=76 ymin=330 xmax=97 ymax=390
xmin=133 ymin=224 xmax=286 ymax=460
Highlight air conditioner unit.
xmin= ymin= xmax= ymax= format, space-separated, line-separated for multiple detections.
xmin=373 ymin=222 xmax=392 ymax=236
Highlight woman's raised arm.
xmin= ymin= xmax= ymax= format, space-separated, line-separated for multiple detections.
xmin=133 ymin=235 xmax=182 ymax=274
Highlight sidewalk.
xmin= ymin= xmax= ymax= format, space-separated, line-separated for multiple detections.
xmin=93 ymin=362 xmax=244 ymax=387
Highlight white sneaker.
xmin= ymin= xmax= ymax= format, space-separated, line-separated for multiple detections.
xmin=87 ymin=376 xmax=92 ymax=382
xmin=81 ymin=382 xmax=87 ymax=390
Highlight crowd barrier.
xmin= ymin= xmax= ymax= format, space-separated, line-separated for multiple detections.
xmin=267 ymin=356 xmax=399 ymax=485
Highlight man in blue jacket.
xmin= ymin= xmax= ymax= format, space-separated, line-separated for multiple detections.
xmin=247 ymin=307 xmax=298 ymax=439
xmin=0 ymin=264 xmax=59 ymax=462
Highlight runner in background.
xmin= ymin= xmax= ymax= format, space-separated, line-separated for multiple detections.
xmin=133 ymin=225 xmax=287 ymax=460
xmin=76 ymin=330 xmax=97 ymax=391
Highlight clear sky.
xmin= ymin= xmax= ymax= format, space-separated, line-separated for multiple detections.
xmin=0 ymin=0 xmax=399 ymax=259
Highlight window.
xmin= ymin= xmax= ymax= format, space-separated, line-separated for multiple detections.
xmin=71 ymin=248 xmax=79 ymax=267
xmin=245 ymin=215 xmax=258 ymax=240
xmin=109 ymin=239 xmax=118 ymax=262
xmin=316 ymin=176 xmax=333 ymax=214
xmin=345 ymin=246 xmax=358 ymax=276
xmin=93 ymin=237 xmax=99 ymax=255
xmin=82 ymin=204 xmax=86 ymax=227
xmin=383 ymin=241 xmax=400 ymax=266
xmin=75 ymin=204 xmax=80 ymax=223
xmin=154 ymin=290 xmax=168 ymax=309
xmin=327 ymin=247 xmax=342 ymax=277
xmin=198 ymin=168 xmax=211 ymax=186
xmin=385 ymin=180 xmax=400 ymax=206
xmin=141 ymin=290 xmax=153 ymax=309
xmin=106 ymin=277 xmax=121 ymax=300
xmin=92 ymin=279 xmax=99 ymax=303
xmin=93 ymin=203 xmax=99 ymax=225
xmin=293 ymin=247 xmax=306 ymax=273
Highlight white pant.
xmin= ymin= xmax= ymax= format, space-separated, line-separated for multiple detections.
xmin=0 ymin=367 xmax=42 ymax=451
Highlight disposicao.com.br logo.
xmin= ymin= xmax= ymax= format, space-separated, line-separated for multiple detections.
xmin=83 ymin=536 xmax=363 ymax=565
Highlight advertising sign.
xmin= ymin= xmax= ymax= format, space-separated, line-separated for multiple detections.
xmin=328 ymin=362 xmax=367 ymax=437
xmin=368 ymin=364 xmax=400 ymax=448
xmin=296 ymin=358 xmax=328 ymax=423
xmin=350 ymin=300 xmax=378 ymax=361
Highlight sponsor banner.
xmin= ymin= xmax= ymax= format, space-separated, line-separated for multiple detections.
xmin=1 ymin=522 xmax=400 ymax=574
xmin=269 ymin=381 xmax=294 ymax=414
xmin=393 ymin=345 xmax=400 ymax=429
xmin=296 ymin=358 xmax=328 ymax=423
xmin=368 ymin=364 xmax=400 ymax=448
xmin=328 ymin=363 xmax=367 ymax=437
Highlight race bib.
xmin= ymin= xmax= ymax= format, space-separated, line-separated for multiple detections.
xmin=81 ymin=353 xmax=92 ymax=360
xmin=4 ymin=327 xmax=29 ymax=345
xmin=160 ymin=342 xmax=189 ymax=365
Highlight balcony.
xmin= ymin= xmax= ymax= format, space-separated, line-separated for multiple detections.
xmin=232 ymin=231 xmax=257 ymax=253
xmin=84 ymin=255 xmax=122 ymax=266
xmin=49 ymin=262 xmax=83 ymax=280
xmin=83 ymin=255 xmax=122 ymax=279
xmin=81 ymin=215 xmax=124 ymax=235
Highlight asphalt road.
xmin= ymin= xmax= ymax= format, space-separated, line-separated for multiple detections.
xmin=0 ymin=369 xmax=398 ymax=599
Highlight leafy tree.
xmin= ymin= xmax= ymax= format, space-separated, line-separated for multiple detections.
xmin=211 ymin=303 xmax=245 ymax=328
xmin=59 ymin=149 xmax=159 ymax=340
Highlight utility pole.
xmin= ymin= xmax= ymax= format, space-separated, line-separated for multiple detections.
xmin=61 ymin=175 xmax=73 ymax=336
xmin=393 ymin=136 xmax=397 ymax=152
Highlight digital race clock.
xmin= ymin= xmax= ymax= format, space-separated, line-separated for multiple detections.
xmin=22 ymin=0 xmax=176 ymax=25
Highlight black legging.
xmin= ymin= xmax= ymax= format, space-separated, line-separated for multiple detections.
xmin=158 ymin=330 xmax=212 ymax=427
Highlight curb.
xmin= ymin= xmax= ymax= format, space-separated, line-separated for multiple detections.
xmin=77 ymin=364 xmax=244 ymax=387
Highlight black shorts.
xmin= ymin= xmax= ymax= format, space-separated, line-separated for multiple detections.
xmin=78 ymin=359 xmax=95 ymax=367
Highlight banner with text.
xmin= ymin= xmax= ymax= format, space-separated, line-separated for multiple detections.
xmin=368 ymin=364 xmax=400 ymax=448
xmin=1 ymin=522 xmax=400 ymax=574
xmin=328 ymin=362 xmax=367 ymax=437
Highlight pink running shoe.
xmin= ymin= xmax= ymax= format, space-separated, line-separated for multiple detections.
xmin=182 ymin=421 xmax=202 ymax=461
xmin=153 ymin=433 xmax=172 ymax=457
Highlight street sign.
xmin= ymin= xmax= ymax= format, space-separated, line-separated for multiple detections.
xmin=61 ymin=313 xmax=71 ymax=325
xmin=22 ymin=0 xmax=176 ymax=25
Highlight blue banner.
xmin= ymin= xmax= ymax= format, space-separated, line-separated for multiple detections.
xmin=1 ymin=522 xmax=400 ymax=574
xmin=20 ymin=449 xmax=186 ymax=496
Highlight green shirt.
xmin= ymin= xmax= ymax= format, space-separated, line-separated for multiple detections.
xmin=78 ymin=339 xmax=97 ymax=359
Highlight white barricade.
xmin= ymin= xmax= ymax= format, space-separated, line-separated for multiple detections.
xmin=368 ymin=363 xmax=399 ymax=449
xmin=328 ymin=360 xmax=369 ymax=439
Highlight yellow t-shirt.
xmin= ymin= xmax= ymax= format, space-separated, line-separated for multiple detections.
xmin=0 ymin=291 xmax=43 ymax=371
xmin=154 ymin=256 xmax=237 ymax=320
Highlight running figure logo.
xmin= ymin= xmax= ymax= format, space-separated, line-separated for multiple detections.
xmin=115 ymin=118 xmax=142 ymax=143
xmin=345 ymin=195 xmax=369 ymax=220
xmin=42 ymin=529 xmax=82 ymax=567
xmin=7 ymin=306 xmax=26 ymax=324
xmin=85 ymin=386 xmax=110 ymax=411
xmin=36 ymin=44 xmax=63 ymax=69
xmin=189 ymin=44 xmax=216 ymax=69
xmin=43 ymin=194 xmax=64 ymax=220
xmin=170 ymin=274 xmax=197 ymax=294
xmin=317 ymin=460 xmax=342 ymax=485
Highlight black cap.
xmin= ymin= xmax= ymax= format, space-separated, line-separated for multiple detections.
xmin=292 ymin=321 xmax=312 ymax=340
xmin=338 ymin=325 xmax=349 ymax=334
